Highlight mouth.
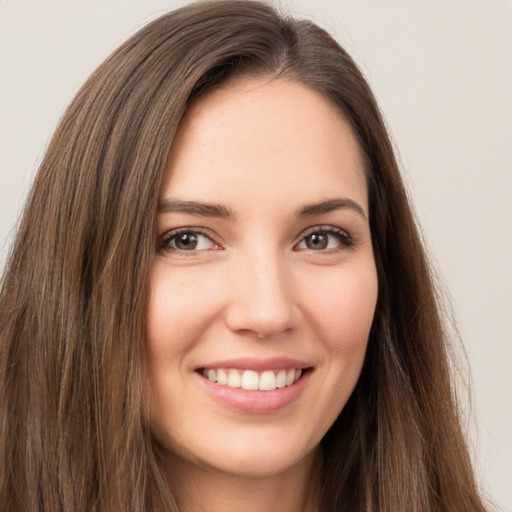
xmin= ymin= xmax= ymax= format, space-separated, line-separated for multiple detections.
xmin=195 ymin=359 xmax=313 ymax=413
xmin=198 ymin=367 xmax=310 ymax=391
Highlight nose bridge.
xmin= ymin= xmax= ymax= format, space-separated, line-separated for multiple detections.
xmin=225 ymin=244 xmax=299 ymax=336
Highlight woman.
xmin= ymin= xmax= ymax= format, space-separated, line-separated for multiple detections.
xmin=0 ymin=1 xmax=490 ymax=511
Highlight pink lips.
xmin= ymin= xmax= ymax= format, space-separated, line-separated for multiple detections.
xmin=196 ymin=357 xmax=312 ymax=414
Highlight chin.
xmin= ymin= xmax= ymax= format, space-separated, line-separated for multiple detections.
xmin=158 ymin=425 xmax=318 ymax=479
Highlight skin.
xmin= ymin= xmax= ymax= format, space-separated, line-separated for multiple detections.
xmin=147 ymin=78 xmax=378 ymax=512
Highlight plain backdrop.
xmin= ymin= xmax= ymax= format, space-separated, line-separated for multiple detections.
xmin=1 ymin=1 xmax=511 ymax=510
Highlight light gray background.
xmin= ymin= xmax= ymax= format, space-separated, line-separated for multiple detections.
xmin=1 ymin=1 xmax=511 ymax=510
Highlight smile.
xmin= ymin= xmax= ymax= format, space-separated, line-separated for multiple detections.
xmin=201 ymin=368 xmax=303 ymax=391
xmin=196 ymin=358 xmax=313 ymax=413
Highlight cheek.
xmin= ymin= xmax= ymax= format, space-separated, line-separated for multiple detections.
xmin=299 ymin=260 xmax=378 ymax=347
xmin=146 ymin=262 xmax=224 ymax=357
xmin=299 ymin=259 xmax=377 ymax=404
xmin=293 ymin=260 xmax=378 ymax=442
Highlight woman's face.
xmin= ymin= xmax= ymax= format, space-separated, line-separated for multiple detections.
xmin=147 ymin=78 xmax=378 ymax=478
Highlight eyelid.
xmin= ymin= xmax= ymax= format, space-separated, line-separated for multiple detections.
xmin=294 ymin=224 xmax=355 ymax=251
xmin=299 ymin=224 xmax=350 ymax=238
xmin=157 ymin=227 xmax=223 ymax=253
xmin=157 ymin=224 xmax=355 ymax=254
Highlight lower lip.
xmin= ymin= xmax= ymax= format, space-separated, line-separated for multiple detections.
xmin=197 ymin=370 xmax=311 ymax=414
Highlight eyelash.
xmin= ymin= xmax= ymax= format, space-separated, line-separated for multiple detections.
xmin=296 ymin=225 xmax=355 ymax=253
xmin=157 ymin=225 xmax=355 ymax=255
xmin=157 ymin=228 xmax=220 ymax=254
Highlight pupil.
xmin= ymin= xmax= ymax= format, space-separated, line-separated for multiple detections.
xmin=307 ymin=233 xmax=328 ymax=250
xmin=176 ymin=233 xmax=197 ymax=250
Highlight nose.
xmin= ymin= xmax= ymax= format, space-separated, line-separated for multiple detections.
xmin=224 ymin=249 xmax=301 ymax=338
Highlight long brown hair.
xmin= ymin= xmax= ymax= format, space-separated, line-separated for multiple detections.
xmin=0 ymin=1 xmax=488 ymax=510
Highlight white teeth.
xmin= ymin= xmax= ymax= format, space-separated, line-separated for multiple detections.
xmin=202 ymin=367 xmax=305 ymax=391
xmin=217 ymin=368 xmax=228 ymax=385
xmin=276 ymin=370 xmax=287 ymax=388
xmin=227 ymin=369 xmax=241 ymax=388
xmin=241 ymin=370 xmax=259 ymax=390
xmin=259 ymin=370 xmax=277 ymax=391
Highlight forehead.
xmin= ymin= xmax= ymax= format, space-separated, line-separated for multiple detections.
xmin=162 ymin=78 xmax=367 ymax=211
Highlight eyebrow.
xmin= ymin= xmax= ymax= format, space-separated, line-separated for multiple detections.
xmin=158 ymin=199 xmax=234 ymax=218
xmin=296 ymin=198 xmax=367 ymax=219
xmin=158 ymin=197 xmax=367 ymax=220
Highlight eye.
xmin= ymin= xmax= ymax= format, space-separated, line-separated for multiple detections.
xmin=158 ymin=229 xmax=220 ymax=253
xmin=295 ymin=227 xmax=354 ymax=252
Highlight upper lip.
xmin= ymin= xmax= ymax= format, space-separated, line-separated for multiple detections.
xmin=199 ymin=357 xmax=312 ymax=372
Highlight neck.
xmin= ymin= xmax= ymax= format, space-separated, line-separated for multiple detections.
xmin=158 ymin=447 xmax=321 ymax=512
